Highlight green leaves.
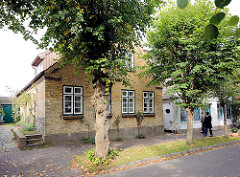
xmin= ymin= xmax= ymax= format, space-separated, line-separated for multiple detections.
xmin=210 ymin=12 xmax=225 ymax=25
xmin=146 ymin=0 xmax=240 ymax=117
xmin=205 ymin=24 xmax=219 ymax=40
xmin=177 ymin=0 xmax=189 ymax=9
xmin=236 ymin=28 xmax=240 ymax=37
xmin=228 ymin=15 xmax=239 ymax=26
xmin=214 ymin=0 xmax=231 ymax=9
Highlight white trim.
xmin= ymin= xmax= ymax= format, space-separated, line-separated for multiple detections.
xmin=143 ymin=91 xmax=155 ymax=113
xmin=74 ymin=95 xmax=83 ymax=114
xmin=63 ymin=86 xmax=73 ymax=94
xmin=125 ymin=52 xmax=134 ymax=68
xmin=121 ymin=90 xmax=135 ymax=114
xmin=63 ymin=95 xmax=73 ymax=114
xmin=63 ymin=86 xmax=83 ymax=115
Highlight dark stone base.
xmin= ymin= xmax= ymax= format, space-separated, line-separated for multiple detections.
xmin=44 ymin=125 xmax=164 ymax=145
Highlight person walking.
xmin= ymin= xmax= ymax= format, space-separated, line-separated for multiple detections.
xmin=200 ymin=111 xmax=205 ymax=133
xmin=203 ymin=111 xmax=213 ymax=137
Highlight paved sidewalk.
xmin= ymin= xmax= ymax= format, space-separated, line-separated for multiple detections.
xmin=0 ymin=125 xmax=19 ymax=153
xmin=0 ymin=125 xmax=232 ymax=177
xmin=110 ymin=128 xmax=230 ymax=150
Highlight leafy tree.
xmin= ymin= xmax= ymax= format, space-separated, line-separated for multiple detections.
xmin=176 ymin=0 xmax=240 ymax=39
xmin=210 ymin=68 xmax=240 ymax=136
xmin=0 ymin=0 xmax=161 ymax=158
xmin=144 ymin=0 xmax=240 ymax=144
xmin=206 ymin=16 xmax=240 ymax=137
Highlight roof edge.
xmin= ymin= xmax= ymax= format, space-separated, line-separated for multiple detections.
xmin=16 ymin=71 xmax=45 ymax=97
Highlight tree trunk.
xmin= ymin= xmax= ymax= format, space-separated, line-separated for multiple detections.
xmin=91 ymin=81 xmax=110 ymax=158
xmin=186 ymin=107 xmax=194 ymax=144
xmin=222 ymin=104 xmax=228 ymax=137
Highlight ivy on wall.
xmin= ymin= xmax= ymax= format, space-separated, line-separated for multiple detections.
xmin=13 ymin=89 xmax=37 ymax=124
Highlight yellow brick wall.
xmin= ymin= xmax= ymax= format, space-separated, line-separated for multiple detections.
xmin=43 ymin=47 xmax=163 ymax=136
xmin=45 ymin=66 xmax=95 ymax=135
xmin=34 ymin=77 xmax=46 ymax=134
xmin=17 ymin=77 xmax=45 ymax=133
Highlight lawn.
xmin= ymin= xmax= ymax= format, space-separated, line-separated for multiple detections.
xmin=73 ymin=135 xmax=240 ymax=175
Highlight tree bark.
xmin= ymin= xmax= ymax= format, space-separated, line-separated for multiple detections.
xmin=186 ymin=107 xmax=194 ymax=144
xmin=222 ymin=104 xmax=228 ymax=137
xmin=91 ymin=81 xmax=110 ymax=158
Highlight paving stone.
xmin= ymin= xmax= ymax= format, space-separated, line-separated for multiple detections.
xmin=0 ymin=125 xmax=238 ymax=176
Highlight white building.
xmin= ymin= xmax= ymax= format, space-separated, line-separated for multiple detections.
xmin=162 ymin=88 xmax=233 ymax=132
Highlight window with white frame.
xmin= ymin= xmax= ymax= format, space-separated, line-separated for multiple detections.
xmin=226 ymin=105 xmax=232 ymax=119
xmin=63 ymin=86 xmax=83 ymax=115
xmin=180 ymin=108 xmax=201 ymax=122
xmin=121 ymin=90 xmax=135 ymax=114
xmin=217 ymin=103 xmax=223 ymax=119
xmin=143 ymin=91 xmax=155 ymax=113
xmin=125 ymin=52 xmax=134 ymax=68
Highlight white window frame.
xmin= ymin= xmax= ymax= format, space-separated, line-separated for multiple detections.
xmin=226 ymin=105 xmax=232 ymax=119
xmin=125 ymin=52 xmax=134 ymax=68
xmin=143 ymin=91 xmax=155 ymax=114
xmin=63 ymin=86 xmax=83 ymax=115
xmin=121 ymin=90 xmax=135 ymax=114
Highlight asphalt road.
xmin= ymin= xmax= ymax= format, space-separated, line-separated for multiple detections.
xmin=99 ymin=144 xmax=240 ymax=177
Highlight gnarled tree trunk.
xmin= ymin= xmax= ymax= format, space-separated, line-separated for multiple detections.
xmin=186 ymin=107 xmax=194 ymax=144
xmin=222 ymin=103 xmax=228 ymax=137
xmin=91 ymin=81 xmax=110 ymax=158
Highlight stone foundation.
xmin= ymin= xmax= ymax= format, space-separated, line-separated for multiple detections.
xmin=44 ymin=125 xmax=164 ymax=145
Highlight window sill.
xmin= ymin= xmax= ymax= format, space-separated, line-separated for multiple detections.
xmin=143 ymin=113 xmax=155 ymax=117
xmin=122 ymin=114 xmax=137 ymax=118
xmin=62 ymin=115 xmax=84 ymax=120
xmin=121 ymin=113 xmax=156 ymax=118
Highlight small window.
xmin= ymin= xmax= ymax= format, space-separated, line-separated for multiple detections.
xmin=180 ymin=108 xmax=187 ymax=122
xmin=63 ymin=86 xmax=83 ymax=115
xmin=121 ymin=90 xmax=135 ymax=114
xmin=143 ymin=91 xmax=155 ymax=113
xmin=125 ymin=52 xmax=134 ymax=68
xmin=193 ymin=108 xmax=200 ymax=121
xmin=166 ymin=109 xmax=170 ymax=114
xmin=64 ymin=86 xmax=73 ymax=94
xmin=226 ymin=105 xmax=231 ymax=119
xmin=217 ymin=104 xmax=223 ymax=119
xmin=180 ymin=108 xmax=200 ymax=122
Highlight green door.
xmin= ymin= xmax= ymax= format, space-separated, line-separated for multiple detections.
xmin=2 ymin=104 xmax=14 ymax=123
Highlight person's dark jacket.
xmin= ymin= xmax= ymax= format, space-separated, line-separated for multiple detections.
xmin=203 ymin=115 xmax=212 ymax=128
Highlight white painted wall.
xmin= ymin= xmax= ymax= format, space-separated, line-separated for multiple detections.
xmin=163 ymin=97 xmax=233 ymax=131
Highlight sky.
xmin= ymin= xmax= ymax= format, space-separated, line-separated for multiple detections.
xmin=0 ymin=0 xmax=239 ymax=97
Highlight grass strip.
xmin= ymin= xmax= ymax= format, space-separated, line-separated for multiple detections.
xmin=73 ymin=135 xmax=240 ymax=174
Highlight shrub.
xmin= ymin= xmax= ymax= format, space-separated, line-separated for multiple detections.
xmin=17 ymin=121 xmax=36 ymax=131
xmin=116 ymin=137 xmax=123 ymax=141
xmin=81 ymin=137 xmax=95 ymax=144
xmin=232 ymin=127 xmax=238 ymax=133
xmin=108 ymin=149 xmax=119 ymax=159
xmin=24 ymin=123 xmax=36 ymax=131
xmin=85 ymin=148 xmax=119 ymax=166
xmin=136 ymin=134 xmax=146 ymax=139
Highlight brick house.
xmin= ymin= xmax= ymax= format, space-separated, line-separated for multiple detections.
xmin=17 ymin=47 xmax=163 ymax=145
